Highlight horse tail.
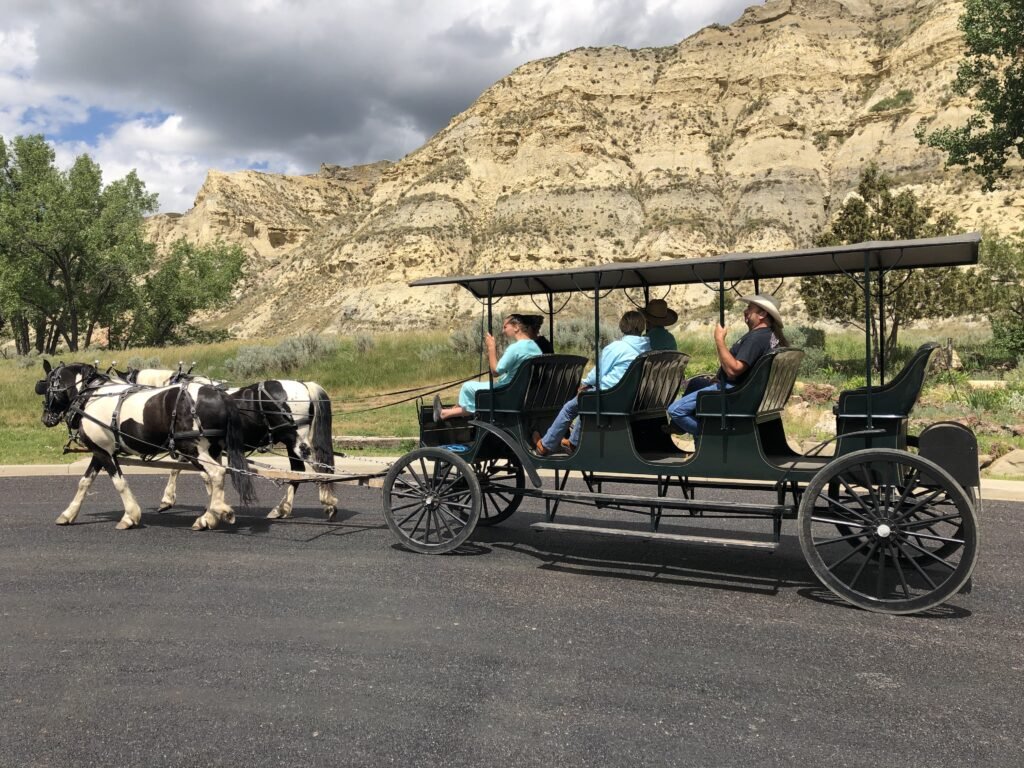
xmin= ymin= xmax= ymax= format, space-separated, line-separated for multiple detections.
xmin=223 ymin=394 xmax=258 ymax=509
xmin=304 ymin=381 xmax=335 ymax=472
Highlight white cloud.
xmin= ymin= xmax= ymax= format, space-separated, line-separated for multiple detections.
xmin=1 ymin=0 xmax=753 ymax=212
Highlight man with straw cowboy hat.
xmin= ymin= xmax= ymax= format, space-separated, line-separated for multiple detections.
xmin=666 ymin=294 xmax=787 ymax=436
xmin=641 ymin=298 xmax=679 ymax=351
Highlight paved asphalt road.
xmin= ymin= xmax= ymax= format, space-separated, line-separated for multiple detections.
xmin=1 ymin=473 xmax=1022 ymax=768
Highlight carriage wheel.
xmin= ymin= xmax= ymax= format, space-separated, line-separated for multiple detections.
xmin=799 ymin=449 xmax=978 ymax=615
xmin=473 ymin=455 xmax=525 ymax=526
xmin=382 ymin=447 xmax=482 ymax=554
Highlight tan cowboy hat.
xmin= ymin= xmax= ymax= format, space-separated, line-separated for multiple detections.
xmin=641 ymin=299 xmax=678 ymax=327
xmin=739 ymin=294 xmax=784 ymax=329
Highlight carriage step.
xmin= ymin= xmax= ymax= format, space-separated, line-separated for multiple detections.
xmin=530 ymin=522 xmax=779 ymax=550
xmin=524 ymin=487 xmax=788 ymax=516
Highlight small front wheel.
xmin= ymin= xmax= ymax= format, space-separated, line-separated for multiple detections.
xmin=383 ymin=447 xmax=482 ymax=554
xmin=799 ymin=449 xmax=978 ymax=615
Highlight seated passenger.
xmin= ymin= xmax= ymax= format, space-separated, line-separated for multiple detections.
xmin=666 ymin=294 xmax=787 ymax=435
xmin=641 ymin=298 xmax=679 ymax=351
xmin=435 ymin=313 xmax=542 ymax=422
xmin=533 ymin=310 xmax=650 ymax=455
xmin=522 ymin=314 xmax=555 ymax=354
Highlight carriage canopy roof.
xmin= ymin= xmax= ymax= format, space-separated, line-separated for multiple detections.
xmin=409 ymin=233 xmax=981 ymax=299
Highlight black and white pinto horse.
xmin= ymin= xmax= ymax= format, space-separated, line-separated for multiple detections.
xmin=117 ymin=368 xmax=337 ymax=520
xmin=36 ymin=361 xmax=256 ymax=530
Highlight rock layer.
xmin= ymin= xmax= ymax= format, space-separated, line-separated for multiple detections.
xmin=147 ymin=0 xmax=1023 ymax=336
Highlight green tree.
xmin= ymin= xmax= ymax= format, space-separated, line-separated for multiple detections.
xmin=109 ymin=239 xmax=246 ymax=348
xmin=919 ymin=0 xmax=1024 ymax=190
xmin=800 ymin=165 xmax=971 ymax=364
xmin=0 ymin=134 xmax=158 ymax=353
xmin=977 ymin=233 xmax=1024 ymax=358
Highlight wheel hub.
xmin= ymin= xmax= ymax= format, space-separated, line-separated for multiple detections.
xmin=876 ymin=522 xmax=893 ymax=538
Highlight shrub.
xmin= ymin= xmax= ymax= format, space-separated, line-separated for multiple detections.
xmin=448 ymin=320 xmax=485 ymax=356
xmin=354 ymin=333 xmax=376 ymax=355
xmin=869 ymin=90 xmax=914 ymax=112
xmin=223 ymin=335 xmax=339 ymax=379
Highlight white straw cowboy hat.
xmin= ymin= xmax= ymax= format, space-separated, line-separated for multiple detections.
xmin=739 ymin=294 xmax=784 ymax=329
xmin=641 ymin=299 xmax=678 ymax=327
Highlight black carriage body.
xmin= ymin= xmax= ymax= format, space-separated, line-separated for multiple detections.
xmin=383 ymin=233 xmax=984 ymax=615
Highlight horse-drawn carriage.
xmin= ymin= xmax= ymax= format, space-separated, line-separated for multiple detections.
xmin=33 ymin=233 xmax=983 ymax=615
xmin=380 ymin=233 xmax=983 ymax=615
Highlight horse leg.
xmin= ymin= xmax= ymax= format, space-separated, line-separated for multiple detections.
xmin=267 ymin=449 xmax=304 ymax=519
xmin=192 ymin=450 xmax=235 ymax=530
xmin=317 ymin=482 xmax=338 ymax=522
xmin=112 ymin=469 xmax=145 ymax=530
xmin=157 ymin=469 xmax=181 ymax=512
xmin=56 ymin=456 xmax=103 ymax=525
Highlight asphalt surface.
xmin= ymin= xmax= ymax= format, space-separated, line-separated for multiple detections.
xmin=1 ymin=473 xmax=1022 ymax=767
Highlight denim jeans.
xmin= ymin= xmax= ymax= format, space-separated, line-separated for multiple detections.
xmin=540 ymin=396 xmax=582 ymax=450
xmin=666 ymin=381 xmax=733 ymax=435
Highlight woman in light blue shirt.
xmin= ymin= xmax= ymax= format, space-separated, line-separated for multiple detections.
xmin=533 ymin=310 xmax=650 ymax=454
xmin=435 ymin=314 xmax=543 ymax=422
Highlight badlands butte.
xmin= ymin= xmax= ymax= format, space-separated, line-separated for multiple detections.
xmin=146 ymin=0 xmax=1023 ymax=337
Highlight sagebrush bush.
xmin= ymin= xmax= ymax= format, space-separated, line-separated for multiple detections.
xmin=448 ymin=320 xmax=485 ymax=356
xmin=353 ymin=333 xmax=376 ymax=355
xmin=223 ymin=335 xmax=339 ymax=379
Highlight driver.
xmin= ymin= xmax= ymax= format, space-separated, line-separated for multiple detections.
xmin=666 ymin=295 xmax=787 ymax=435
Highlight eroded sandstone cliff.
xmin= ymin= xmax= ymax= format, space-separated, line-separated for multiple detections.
xmin=146 ymin=0 xmax=1022 ymax=336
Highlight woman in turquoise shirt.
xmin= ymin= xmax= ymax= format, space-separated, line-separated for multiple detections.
xmin=434 ymin=314 xmax=542 ymax=422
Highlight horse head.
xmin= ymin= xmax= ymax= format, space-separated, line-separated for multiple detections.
xmin=36 ymin=360 xmax=101 ymax=428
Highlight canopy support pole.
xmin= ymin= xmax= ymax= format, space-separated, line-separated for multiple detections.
xmin=863 ymin=253 xmax=874 ymax=431
xmin=487 ymin=281 xmax=495 ymax=424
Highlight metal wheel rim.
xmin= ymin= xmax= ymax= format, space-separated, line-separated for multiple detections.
xmin=799 ymin=449 xmax=979 ymax=615
xmin=383 ymin=448 xmax=481 ymax=554
xmin=473 ymin=456 xmax=524 ymax=526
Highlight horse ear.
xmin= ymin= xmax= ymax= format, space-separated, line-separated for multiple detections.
xmin=42 ymin=360 xmax=51 ymax=374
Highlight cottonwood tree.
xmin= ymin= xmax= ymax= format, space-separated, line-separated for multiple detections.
xmin=0 ymin=134 xmax=157 ymax=353
xmin=800 ymin=165 xmax=973 ymax=365
xmin=977 ymin=234 xmax=1024 ymax=358
xmin=108 ymin=238 xmax=247 ymax=349
xmin=920 ymin=0 xmax=1024 ymax=190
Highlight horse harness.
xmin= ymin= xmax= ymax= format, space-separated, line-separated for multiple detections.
xmin=64 ymin=378 xmax=219 ymax=459
xmin=251 ymin=381 xmax=311 ymax=448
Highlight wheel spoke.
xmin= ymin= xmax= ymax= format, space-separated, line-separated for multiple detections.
xmin=901 ymin=513 xmax=963 ymax=529
xmin=819 ymin=493 xmax=875 ymax=525
xmin=892 ymin=539 xmax=939 ymax=589
xmin=848 ymin=539 xmax=880 ymax=590
xmin=816 ymin=530 xmax=875 ymax=546
xmin=811 ymin=515 xmax=870 ymax=529
xmin=839 ymin=475 xmax=877 ymax=519
xmin=903 ymin=530 xmax=965 ymax=545
xmin=820 ymin=536 xmax=872 ymax=571
xmin=899 ymin=538 xmax=959 ymax=570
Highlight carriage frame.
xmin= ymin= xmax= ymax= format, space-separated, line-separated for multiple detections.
xmin=381 ymin=233 xmax=984 ymax=615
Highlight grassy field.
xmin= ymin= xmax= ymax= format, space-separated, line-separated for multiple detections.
xmin=3 ymin=323 xmax=1022 ymax=475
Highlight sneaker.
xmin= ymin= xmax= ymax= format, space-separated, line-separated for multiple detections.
xmin=532 ymin=431 xmax=550 ymax=456
xmin=432 ymin=394 xmax=443 ymax=423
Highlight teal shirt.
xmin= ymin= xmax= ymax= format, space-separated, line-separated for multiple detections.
xmin=582 ymin=335 xmax=651 ymax=390
xmin=646 ymin=326 xmax=677 ymax=351
xmin=495 ymin=338 xmax=542 ymax=385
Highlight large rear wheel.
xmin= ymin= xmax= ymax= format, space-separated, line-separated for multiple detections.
xmin=799 ymin=449 xmax=978 ymax=614
xmin=473 ymin=455 xmax=525 ymax=526
xmin=383 ymin=447 xmax=482 ymax=554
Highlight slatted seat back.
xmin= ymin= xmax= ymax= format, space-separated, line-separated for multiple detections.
xmin=475 ymin=355 xmax=587 ymax=415
xmin=577 ymin=351 xmax=689 ymax=417
xmin=696 ymin=348 xmax=804 ymax=420
xmin=835 ymin=342 xmax=939 ymax=418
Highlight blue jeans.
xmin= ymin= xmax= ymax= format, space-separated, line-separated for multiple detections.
xmin=667 ymin=381 xmax=733 ymax=435
xmin=540 ymin=396 xmax=582 ymax=450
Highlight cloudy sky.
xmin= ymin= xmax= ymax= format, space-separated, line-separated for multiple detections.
xmin=1 ymin=0 xmax=754 ymax=213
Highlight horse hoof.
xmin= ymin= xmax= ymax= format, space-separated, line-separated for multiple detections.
xmin=55 ymin=516 xmax=71 ymax=526
xmin=267 ymin=508 xmax=283 ymax=519
xmin=324 ymin=506 xmax=337 ymax=522
xmin=223 ymin=512 xmax=236 ymax=525
xmin=156 ymin=502 xmax=173 ymax=513
xmin=192 ymin=518 xmax=208 ymax=531
xmin=115 ymin=520 xmax=133 ymax=530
